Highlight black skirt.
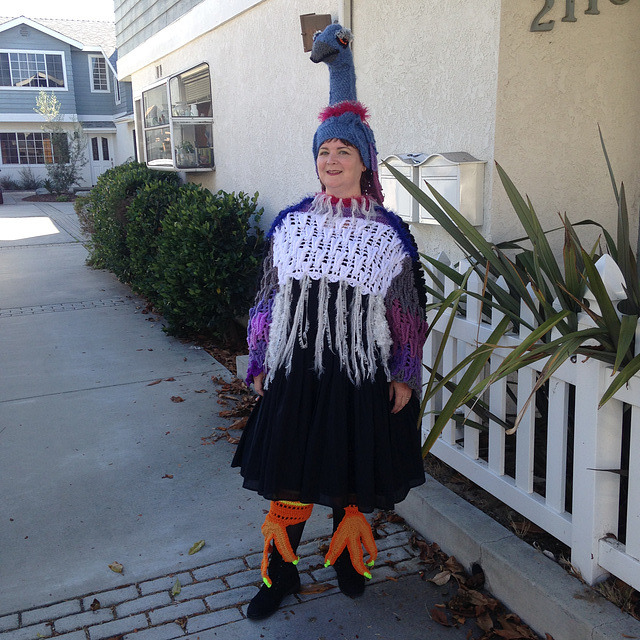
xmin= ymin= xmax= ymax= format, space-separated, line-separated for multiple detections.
xmin=231 ymin=280 xmax=425 ymax=513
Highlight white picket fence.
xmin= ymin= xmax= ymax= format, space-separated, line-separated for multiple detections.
xmin=422 ymin=253 xmax=640 ymax=589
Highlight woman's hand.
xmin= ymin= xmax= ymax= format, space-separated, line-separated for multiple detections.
xmin=253 ymin=372 xmax=266 ymax=397
xmin=389 ymin=381 xmax=412 ymax=414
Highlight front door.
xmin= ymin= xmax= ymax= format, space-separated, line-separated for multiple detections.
xmin=90 ymin=136 xmax=112 ymax=184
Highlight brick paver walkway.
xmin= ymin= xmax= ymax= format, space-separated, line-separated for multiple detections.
xmin=0 ymin=521 xmax=423 ymax=640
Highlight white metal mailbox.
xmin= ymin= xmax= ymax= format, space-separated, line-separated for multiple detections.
xmin=380 ymin=152 xmax=485 ymax=226
xmin=379 ymin=153 xmax=426 ymax=223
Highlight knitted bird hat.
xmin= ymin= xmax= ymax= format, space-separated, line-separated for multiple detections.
xmin=311 ymin=23 xmax=384 ymax=204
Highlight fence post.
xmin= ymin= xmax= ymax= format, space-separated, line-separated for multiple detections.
xmin=463 ymin=269 xmax=483 ymax=459
xmin=515 ymin=285 xmax=536 ymax=494
xmin=421 ymin=254 xmax=450 ymax=442
xmin=571 ymin=356 xmax=623 ymax=584
xmin=488 ymin=276 xmax=509 ymax=475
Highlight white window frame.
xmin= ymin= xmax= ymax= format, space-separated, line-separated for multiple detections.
xmin=0 ymin=49 xmax=68 ymax=90
xmin=0 ymin=131 xmax=69 ymax=165
xmin=89 ymin=54 xmax=110 ymax=93
xmin=140 ymin=63 xmax=214 ymax=172
xmin=114 ymin=78 xmax=121 ymax=105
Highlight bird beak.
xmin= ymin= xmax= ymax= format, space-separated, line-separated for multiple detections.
xmin=310 ymin=41 xmax=339 ymax=64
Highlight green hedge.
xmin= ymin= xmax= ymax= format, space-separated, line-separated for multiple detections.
xmin=126 ymin=180 xmax=182 ymax=300
xmin=153 ymin=185 xmax=264 ymax=337
xmin=85 ymin=162 xmax=180 ymax=277
xmin=82 ymin=165 xmax=264 ymax=339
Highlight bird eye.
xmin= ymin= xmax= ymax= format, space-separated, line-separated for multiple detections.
xmin=336 ymin=28 xmax=352 ymax=47
xmin=312 ymin=30 xmax=322 ymax=41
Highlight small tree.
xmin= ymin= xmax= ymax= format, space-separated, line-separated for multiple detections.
xmin=34 ymin=91 xmax=87 ymax=194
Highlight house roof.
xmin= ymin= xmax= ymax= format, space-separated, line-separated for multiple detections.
xmin=0 ymin=15 xmax=116 ymax=58
xmin=81 ymin=121 xmax=117 ymax=130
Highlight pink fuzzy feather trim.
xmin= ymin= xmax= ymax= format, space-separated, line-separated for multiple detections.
xmin=318 ymin=101 xmax=370 ymax=124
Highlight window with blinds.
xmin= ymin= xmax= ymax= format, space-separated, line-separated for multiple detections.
xmin=141 ymin=63 xmax=214 ymax=171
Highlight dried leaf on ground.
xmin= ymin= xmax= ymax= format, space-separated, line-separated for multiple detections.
xmin=410 ymin=536 xmax=447 ymax=567
xmin=147 ymin=379 xmax=162 ymax=386
xmin=171 ymin=396 xmax=185 ymax=403
xmin=477 ymin=610 xmax=493 ymax=632
xmin=204 ymin=376 xmax=258 ymax=446
xmin=299 ymin=583 xmax=336 ymax=595
xmin=171 ymin=578 xmax=181 ymax=596
xmin=430 ymin=570 xmax=454 ymax=586
xmin=430 ymin=607 xmax=452 ymax=626
xmin=188 ymin=540 xmax=205 ymax=555
xmin=229 ymin=416 xmax=248 ymax=430
xmin=89 ymin=598 xmax=100 ymax=611
xmin=108 ymin=561 xmax=123 ymax=573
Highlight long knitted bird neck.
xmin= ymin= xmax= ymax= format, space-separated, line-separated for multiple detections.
xmin=328 ymin=57 xmax=357 ymax=105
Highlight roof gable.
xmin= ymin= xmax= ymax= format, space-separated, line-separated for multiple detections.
xmin=0 ymin=15 xmax=116 ymax=58
xmin=0 ymin=16 xmax=84 ymax=49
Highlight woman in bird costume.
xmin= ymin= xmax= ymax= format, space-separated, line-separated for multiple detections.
xmin=232 ymin=23 xmax=427 ymax=620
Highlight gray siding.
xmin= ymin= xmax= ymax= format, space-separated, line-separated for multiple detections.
xmin=71 ymin=50 xmax=117 ymax=116
xmin=115 ymin=0 xmax=205 ymax=57
xmin=0 ymin=24 xmax=78 ymax=115
xmin=117 ymin=79 xmax=134 ymax=115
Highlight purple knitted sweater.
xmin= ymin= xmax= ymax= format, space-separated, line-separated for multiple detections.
xmin=246 ymin=193 xmax=428 ymax=396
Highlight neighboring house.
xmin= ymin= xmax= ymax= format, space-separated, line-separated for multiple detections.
xmin=114 ymin=0 xmax=639 ymax=260
xmin=0 ymin=15 xmax=135 ymax=188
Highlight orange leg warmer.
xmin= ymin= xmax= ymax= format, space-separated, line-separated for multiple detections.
xmin=260 ymin=501 xmax=313 ymax=587
xmin=324 ymin=505 xmax=378 ymax=579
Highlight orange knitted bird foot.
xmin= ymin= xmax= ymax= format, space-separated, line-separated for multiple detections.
xmin=324 ymin=505 xmax=377 ymax=579
xmin=260 ymin=501 xmax=313 ymax=587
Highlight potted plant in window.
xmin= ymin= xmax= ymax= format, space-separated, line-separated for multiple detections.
xmin=178 ymin=140 xmax=196 ymax=167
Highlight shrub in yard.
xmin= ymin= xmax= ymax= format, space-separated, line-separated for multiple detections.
xmin=0 ymin=175 xmax=19 ymax=190
xmin=152 ymin=184 xmax=264 ymax=338
xmin=74 ymin=195 xmax=92 ymax=236
xmin=18 ymin=167 xmax=44 ymax=190
xmin=126 ymin=180 xmax=182 ymax=299
xmin=84 ymin=161 xmax=180 ymax=276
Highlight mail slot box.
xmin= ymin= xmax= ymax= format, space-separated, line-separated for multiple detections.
xmin=381 ymin=152 xmax=485 ymax=226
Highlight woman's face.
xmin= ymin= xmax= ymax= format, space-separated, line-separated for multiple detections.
xmin=316 ymin=139 xmax=366 ymax=199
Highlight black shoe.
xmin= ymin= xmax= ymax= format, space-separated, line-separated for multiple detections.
xmin=247 ymin=560 xmax=300 ymax=620
xmin=334 ymin=549 xmax=365 ymax=598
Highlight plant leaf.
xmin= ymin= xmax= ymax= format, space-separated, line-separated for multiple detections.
xmin=581 ymin=250 xmax=621 ymax=349
xmin=422 ymin=316 xmax=511 ymax=456
xmin=188 ymin=540 xmax=205 ymax=555
xmin=600 ymin=353 xmax=640 ymax=407
xmin=613 ymin=314 xmax=637 ymax=373
xmin=598 ymin=124 xmax=620 ymax=204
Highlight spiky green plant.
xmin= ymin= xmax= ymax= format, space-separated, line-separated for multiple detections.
xmin=384 ymin=130 xmax=639 ymax=454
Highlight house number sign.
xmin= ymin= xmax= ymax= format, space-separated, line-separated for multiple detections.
xmin=531 ymin=0 xmax=630 ymax=31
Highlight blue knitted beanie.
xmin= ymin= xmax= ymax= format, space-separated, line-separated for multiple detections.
xmin=310 ymin=23 xmax=384 ymax=203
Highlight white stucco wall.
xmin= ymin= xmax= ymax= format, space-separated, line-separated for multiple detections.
xmin=352 ymin=0 xmax=501 ymax=260
xmin=113 ymin=121 xmax=136 ymax=165
xmin=493 ymin=1 xmax=640 ymax=251
xmin=124 ymin=0 xmax=502 ymax=261
xmin=125 ymin=0 xmax=337 ymax=219
xmin=121 ymin=0 xmax=639 ymax=262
